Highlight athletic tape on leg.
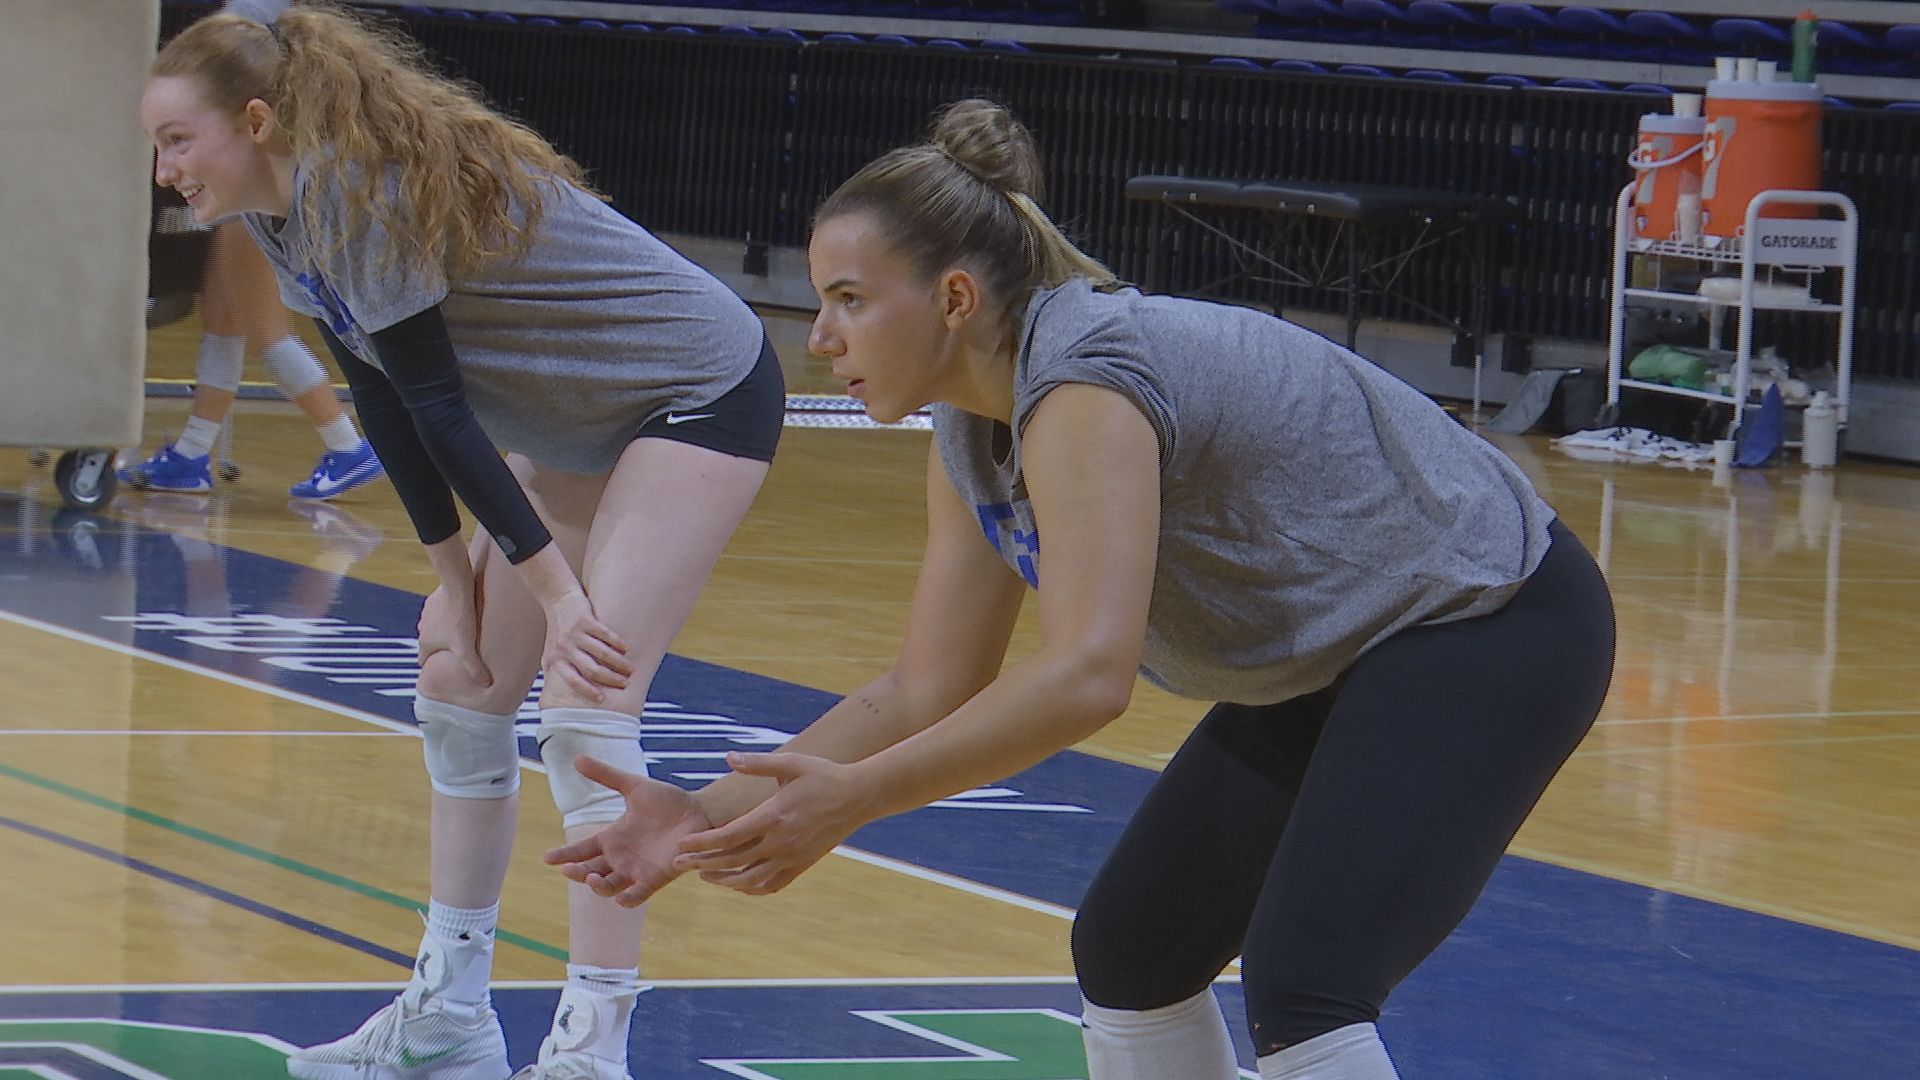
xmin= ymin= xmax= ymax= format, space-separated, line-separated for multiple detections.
xmin=417 ymin=696 xmax=521 ymax=799
xmin=195 ymin=333 xmax=245 ymax=392
xmin=263 ymin=335 xmax=329 ymax=399
xmin=537 ymin=707 xmax=648 ymax=829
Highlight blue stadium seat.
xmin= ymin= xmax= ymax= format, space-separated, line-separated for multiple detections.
xmin=1710 ymin=18 xmax=1790 ymax=55
xmin=923 ymin=38 xmax=968 ymax=49
xmin=1343 ymin=0 xmax=1447 ymax=46
xmin=1819 ymin=20 xmax=1876 ymax=51
xmin=1812 ymin=22 xmax=1906 ymax=76
xmin=1335 ymin=63 xmax=1389 ymax=77
xmin=1556 ymin=6 xmax=1660 ymax=60
xmin=1270 ymin=0 xmax=1344 ymax=19
xmin=1403 ymin=68 xmax=1464 ymax=81
xmin=1208 ymin=57 xmax=1263 ymax=68
xmin=1555 ymin=6 xmax=1623 ymax=35
xmin=1622 ymin=10 xmax=1703 ymax=42
xmin=1488 ymin=3 xmax=1588 ymax=55
xmin=1620 ymin=10 xmax=1711 ymax=64
xmin=1342 ymin=0 xmax=1409 ymax=23
xmin=1551 ymin=77 xmax=1609 ymax=91
xmin=819 ymin=32 xmax=863 ymax=43
xmin=1483 ymin=73 xmax=1537 ymax=88
xmin=1622 ymin=83 xmax=1672 ymax=95
xmin=1405 ymin=0 xmax=1482 ymax=29
xmin=1270 ymin=58 xmax=1328 ymax=73
xmin=1486 ymin=3 xmax=1553 ymax=34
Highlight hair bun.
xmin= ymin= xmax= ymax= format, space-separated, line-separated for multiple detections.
xmin=930 ymin=98 xmax=1044 ymax=200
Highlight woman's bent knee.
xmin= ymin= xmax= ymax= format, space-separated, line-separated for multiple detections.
xmin=418 ymin=650 xmax=515 ymax=713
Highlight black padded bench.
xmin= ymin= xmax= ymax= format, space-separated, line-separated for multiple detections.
xmin=1124 ymin=175 xmax=1513 ymax=384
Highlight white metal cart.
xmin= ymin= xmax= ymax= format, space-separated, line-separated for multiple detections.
xmin=1606 ymin=184 xmax=1857 ymax=443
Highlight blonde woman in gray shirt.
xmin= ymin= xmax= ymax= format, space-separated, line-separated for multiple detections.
xmin=550 ymin=100 xmax=1616 ymax=1080
xmin=145 ymin=4 xmax=782 ymax=1078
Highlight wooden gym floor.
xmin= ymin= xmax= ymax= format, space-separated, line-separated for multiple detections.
xmin=0 ymin=308 xmax=1914 ymax=1078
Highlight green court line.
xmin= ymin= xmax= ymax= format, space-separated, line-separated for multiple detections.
xmin=0 ymin=762 xmax=566 ymax=961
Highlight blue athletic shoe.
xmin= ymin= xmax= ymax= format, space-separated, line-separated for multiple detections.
xmin=119 ymin=442 xmax=213 ymax=494
xmin=290 ymin=440 xmax=384 ymax=501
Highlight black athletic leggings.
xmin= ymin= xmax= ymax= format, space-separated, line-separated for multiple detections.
xmin=1071 ymin=519 xmax=1615 ymax=1055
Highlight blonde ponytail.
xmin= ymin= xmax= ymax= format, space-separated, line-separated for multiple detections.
xmin=816 ymin=98 xmax=1119 ymax=312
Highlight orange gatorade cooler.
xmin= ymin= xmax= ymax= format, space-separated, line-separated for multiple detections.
xmin=1700 ymin=79 xmax=1823 ymax=239
xmin=1629 ymin=114 xmax=1705 ymax=242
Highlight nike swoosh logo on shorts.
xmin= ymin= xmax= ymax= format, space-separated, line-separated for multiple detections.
xmin=664 ymin=412 xmax=715 ymax=425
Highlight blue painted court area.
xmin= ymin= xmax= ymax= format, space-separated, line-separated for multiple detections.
xmin=3 ymin=505 xmax=1918 ymax=1077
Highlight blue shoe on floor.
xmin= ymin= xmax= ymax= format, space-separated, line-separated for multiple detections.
xmin=290 ymin=440 xmax=384 ymax=500
xmin=119 ymin=442 xmax=214 ymax=494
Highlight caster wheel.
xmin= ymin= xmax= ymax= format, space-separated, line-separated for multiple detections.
xmin=54 ymin=449 xmax=118 ymax=511
xmin=217 ymin=460 xmax=242 ymax=482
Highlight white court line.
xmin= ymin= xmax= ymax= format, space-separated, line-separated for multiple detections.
xmin=0 ymin=975 xmax=1249 ymax=994
xmin=0 ymin=977 xmax=1094 ymax=994
xmin=0 ymin=730 xmax=411 ymax=737
xmin=1575 ymin=732 xmax=1920 ymax=757
xmin=1594 ymin=708 xmax=1920 ymax=727
xmin=0 ymin=608 xmax=1081 ymax=925
xmin=831 ymin=848 xmax=1075 ymax=921
xmin=0 ymin=611 xmax=422 ymax=739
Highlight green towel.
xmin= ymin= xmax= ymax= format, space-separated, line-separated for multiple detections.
xmin=1628 ymin=344 xmax=1711 ymax=391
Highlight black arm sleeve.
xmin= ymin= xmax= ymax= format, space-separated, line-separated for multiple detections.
xmin=314 ymin=309 xmax=553 ymax=563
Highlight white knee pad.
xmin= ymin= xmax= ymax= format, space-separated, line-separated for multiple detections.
xmin=536 ymin=707 xmax=648 ymax=829
xmin=263 ymin=335 xmax=329 ymax=399
xmin=196 ymin=333 xmax=245 ymax=392
xmin=417 ymin=696 xmax=522 ymax=799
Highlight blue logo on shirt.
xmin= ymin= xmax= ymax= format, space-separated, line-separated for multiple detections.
xmin=975 ymin=502 xmax=1040 ymax=588
xmin=295 ymin=270 xmax=359 ymax=340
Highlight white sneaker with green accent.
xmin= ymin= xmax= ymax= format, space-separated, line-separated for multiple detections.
xmin=285 ymin=983 xmax=509 ymax=1079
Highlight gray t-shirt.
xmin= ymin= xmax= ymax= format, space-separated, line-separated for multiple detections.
xmin=933 ymin=279 xmax=1555 ymax=706
xmin=240 ymin=164 xmax=763 ymax=474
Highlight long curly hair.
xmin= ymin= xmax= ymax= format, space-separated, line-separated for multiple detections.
xmin=153 ymin=1 xmax=598 ymax=277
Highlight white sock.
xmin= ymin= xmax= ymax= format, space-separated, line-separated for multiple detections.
xmin=427 ymin=898 xmax=499 ymax=940
xmin=173 ymin=415 xmax=223 ymax=460
xmin=1257 ymin=1023 xmax=1399 ymax=1079
xmin=410 ymin=918 xmax=496 ymax=1018
xmin=316 ymin=414 xmax=361 ymax=453
xmin=1081 ymin=988 xmax=1239 ymax=1080
xmin=550 ymin=963 xmax=643 ymax=1065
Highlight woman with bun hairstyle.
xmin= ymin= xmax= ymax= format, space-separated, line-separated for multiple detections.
xmin=143 ymin=3 xmax=782 ymax=1078
xmin=547 ymin=99 xmax=1615 ymax=1078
